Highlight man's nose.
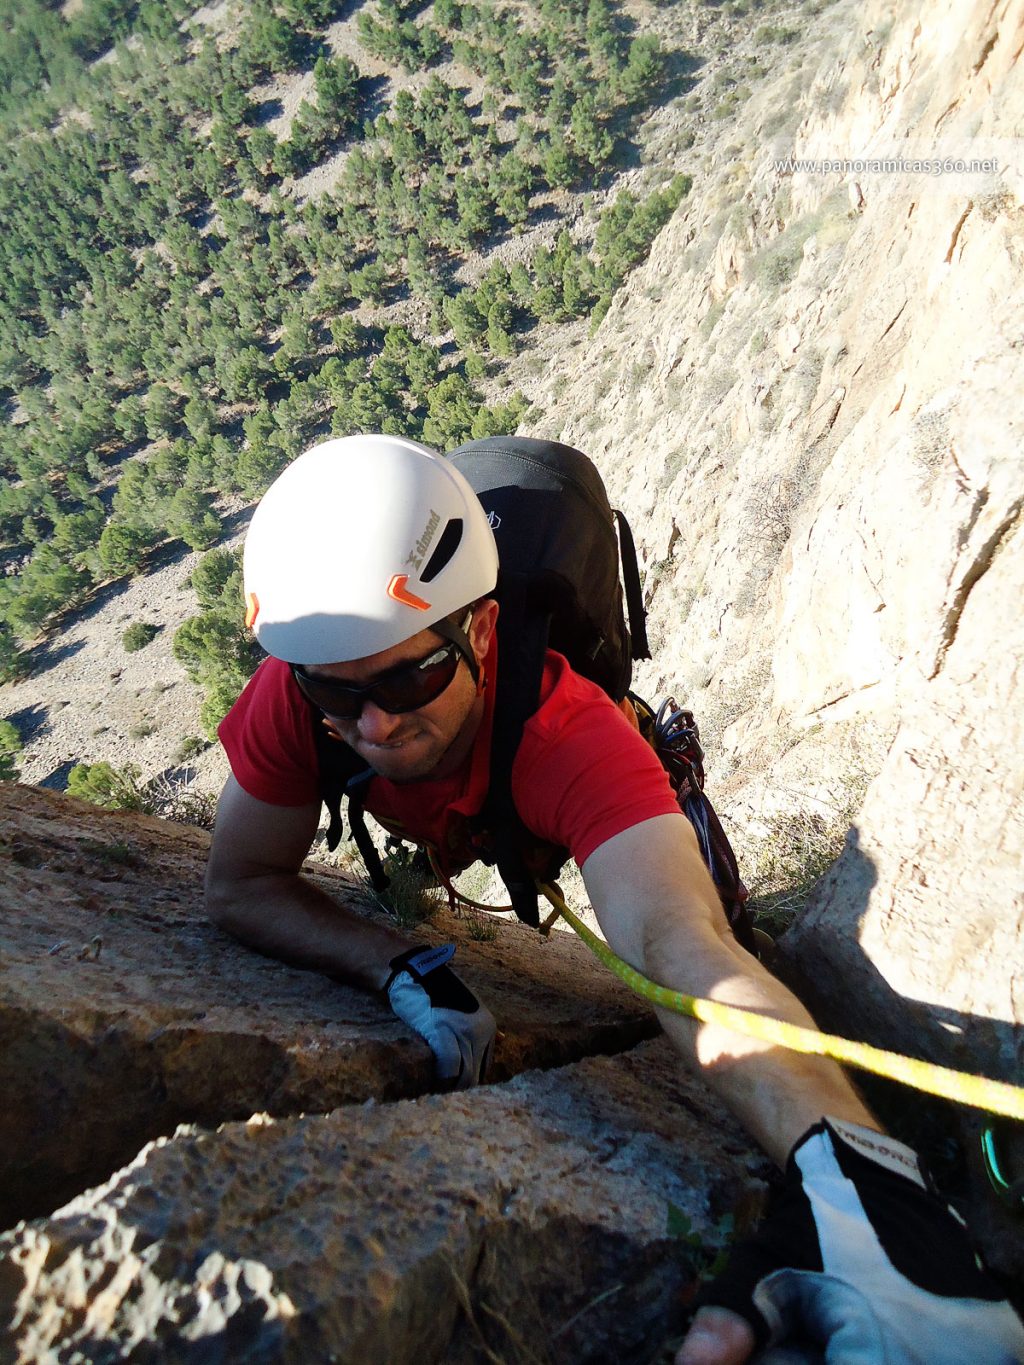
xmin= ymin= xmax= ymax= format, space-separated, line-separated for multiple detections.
xmin=357 ymin=700 xmax=402 ymax=742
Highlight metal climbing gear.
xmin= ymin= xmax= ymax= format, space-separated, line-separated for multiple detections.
xmin=982 ymin=1125 xmax=1024 ymax=1210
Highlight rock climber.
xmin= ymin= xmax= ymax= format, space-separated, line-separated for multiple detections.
xmin=206 ymin=434 xmax=1024 ymax=1365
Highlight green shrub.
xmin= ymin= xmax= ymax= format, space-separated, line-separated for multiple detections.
xmin=746 ymin=775 xmax=871 ymax=937
xmin=371 ymin=844 xmax=444 ymax=927
xmin=66 ymin=762 xmax=153 ymax=812
xmin=465 ymin=912 xmax=499 ymax=941
xmin=755 ymin=241 xmax=804 ymax=289
xmin=199 ymin=678 xmax=247 ymax=739
xmin=175 ymin=735 xmax=208 ymax=763
xmin=0 ymin=626 xmax=23 ymax=684
xmin=122 ymin=622 xmax=159 ymax=653
xmin=145 ymin=774 xmax=219 ymax=829
xmin=754 ymin=24 xmax=799 ymax=44
xmin=175 ymin=547 xmax=260 ymax=737
xmin=0 ymin=719 xmax=22 ymax=782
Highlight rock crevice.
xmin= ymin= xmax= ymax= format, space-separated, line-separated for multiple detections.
xmin=0 ymin=784 xmax=660 ymax=1231
xmin=932 ymin=496 xmax=1023 ymax=676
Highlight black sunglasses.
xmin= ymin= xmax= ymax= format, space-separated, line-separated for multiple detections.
xmin=291 ymin=640 xmax=464 ymax=719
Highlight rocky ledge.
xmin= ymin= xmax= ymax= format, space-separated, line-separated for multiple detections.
xmin=0 ymin=784 xmax=768 ymax=1362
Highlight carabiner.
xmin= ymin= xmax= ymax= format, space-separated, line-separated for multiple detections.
xmin=981 ymin=1125 xmax=1024 ymax=1212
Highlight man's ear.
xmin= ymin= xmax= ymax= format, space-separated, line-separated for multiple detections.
xmin=470 ymin=597 xmax=499 ymax=663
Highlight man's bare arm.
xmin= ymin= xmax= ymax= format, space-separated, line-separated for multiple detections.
xmin=204 ymin=775 xmax=412 ymax=991
xmin=581 ymin=811 xmax=877 ymax=1167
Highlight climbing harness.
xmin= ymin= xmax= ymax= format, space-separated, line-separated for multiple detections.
xmin=540 ymin=883 xmax=1024 ymax=1123
xmin=633 ymin=694 xmax=755 ymax=952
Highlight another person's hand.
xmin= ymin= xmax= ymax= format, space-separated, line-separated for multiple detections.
xmin=386 ymin=943 xmax=496 ymax=1089
xmin=676 ymin=1118 xmax=1024 ymax=1365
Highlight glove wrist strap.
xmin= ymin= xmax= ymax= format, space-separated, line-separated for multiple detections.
xmin=814 ymin=1117 xmax=927 ymax=1190
xmin=384 ymin=942 xmax=456 ymax=994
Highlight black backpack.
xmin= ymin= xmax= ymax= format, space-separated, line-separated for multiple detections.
xmin=315 ymin=436 xmax=754 ymax=950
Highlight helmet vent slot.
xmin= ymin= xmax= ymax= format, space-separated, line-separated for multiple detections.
xmin=420 ymin=518 xmax=463 ymax=583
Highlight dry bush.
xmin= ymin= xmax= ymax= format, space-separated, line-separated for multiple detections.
xmin=743 ymin=773 xmax=870 ymax=937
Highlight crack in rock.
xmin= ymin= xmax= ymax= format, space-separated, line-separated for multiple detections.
xmin=972 ymin=28 xmax=999 ymax=74
xmin=0 ymin=785 xmax=662 ymax=1231
xmin=0 ymin=1043 xmax=768 ymax=1365
xmin=944 ymin=202 xmax=974 ymax=264
xmin=878 ymin=298 xmax=908 ymax=342
xmin=930 ymin=497 xmax=1024 ymax=679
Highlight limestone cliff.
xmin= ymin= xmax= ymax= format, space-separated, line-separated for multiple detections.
xmin=522 ymin=0 xmax=1023 ymax=1199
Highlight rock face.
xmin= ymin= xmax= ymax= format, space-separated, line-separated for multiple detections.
xmin=779 ymin=496 xmax=1024 ymax=1081
xmin=521 ymin=0 xmax=1024 ymax=1235
xmin=0 ymin=784 xmax=659 ymax=1229
xmin=0 ymin=1041 xmax=767 ymax=1365
xmin=0 ymin=785 xmax=769 ymax=1363
xmin=2 ymin=0 xmax=1023 ymax=1349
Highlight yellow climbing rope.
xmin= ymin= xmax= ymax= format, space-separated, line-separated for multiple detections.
xmin=540 ymin=884 xmax=1024 ymax=1122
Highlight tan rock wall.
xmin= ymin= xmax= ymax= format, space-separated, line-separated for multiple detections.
xmin=521 ymin=0 xmax=1024 ymax=1074
xmin=0 ymin=785 xmax=658 ymax=1228
xmin=0 ymin=1041 xmax=767 ymax=1365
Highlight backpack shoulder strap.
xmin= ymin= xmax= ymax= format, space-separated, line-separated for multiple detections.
xmin=479 ymin=574 xmax=551 ymax=928
xmin=615 ymin=509 xmax=650 ymax=662
xmin=310 ymin=706 xmax=390 ymax=891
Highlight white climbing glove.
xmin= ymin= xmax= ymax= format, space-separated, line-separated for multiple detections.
xmin=385 ymin=943 xmax=496 ymax=1090
xmin=691 ymin=1117 xmax=1024 ymax=1364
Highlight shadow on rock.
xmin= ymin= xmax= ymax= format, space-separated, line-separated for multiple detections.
xmin=5 ymin=702 xmax=49 ymax=744
xmin=39 ymin=759 xmax=79 ymax=790
xmin=776 ymin=829 xmax=1024 ymax=1285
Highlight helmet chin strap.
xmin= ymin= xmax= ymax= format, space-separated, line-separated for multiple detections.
xmin=431 ymin=609 xmax=479 ymax=686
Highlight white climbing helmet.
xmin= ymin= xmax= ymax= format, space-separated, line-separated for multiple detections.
xmin=242 ymin=435 xmax=498 ymax=664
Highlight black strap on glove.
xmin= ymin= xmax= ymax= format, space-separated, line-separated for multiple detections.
xmin=696 ymin=1117 xmax=1024 ymax=1363
xmin=385 ymin=943 xmax=496 ymax=1090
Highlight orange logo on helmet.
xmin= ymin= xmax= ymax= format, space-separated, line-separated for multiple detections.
xmin=387 ymin=575 xmax=431 ymax=611
xmin=244 ymin=592 xmax=260 ymax=629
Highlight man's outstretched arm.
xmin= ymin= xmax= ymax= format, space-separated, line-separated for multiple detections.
xmin=204 ymin=776 xmax=495 ymax=1088
xmin=582 ymin=812 xmax=1024 ymax=1365
xmin=581 ymin=811 xmax=877 ymax=1164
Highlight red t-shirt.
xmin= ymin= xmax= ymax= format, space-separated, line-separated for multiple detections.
xmin=219 ymin=643 xmax=678 ymax=870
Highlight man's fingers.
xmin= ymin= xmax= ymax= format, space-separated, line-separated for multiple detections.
xmin=675 ymin=1307 xmax=756 ymax=1365
xmin=411 ymin=1019 xmax=459 ymax=1087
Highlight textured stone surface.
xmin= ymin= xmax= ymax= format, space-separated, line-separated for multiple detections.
xmin=526 ymin=0 xmax=1023 ymax=786
xmin=0 ymin=784 xmax=657 ymax=1229
xmin=506 ymin=0 xmax=1024 ymax=1279
xmin=0 ymin=1039 xmax=768 ymax=1365
xmin=519 ymin=0 xmax=1024 ymax=1264
xmin=779 ymin=508 xmax=1024 ymax=1080
xmin=776 ymin=506 xmax=1024 ymax=1275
